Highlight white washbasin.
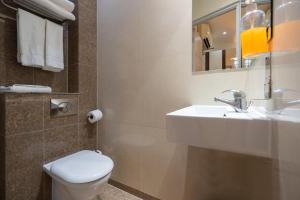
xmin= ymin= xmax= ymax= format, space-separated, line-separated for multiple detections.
xmin=168 ymin=105 xmax=267 ymax=119
xmin=268 ymin=108 xmax=300 ymax=123
xmin=166 ymin=105 xmax=272 ymax=158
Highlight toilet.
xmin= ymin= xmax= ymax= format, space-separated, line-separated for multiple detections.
xmin=43 ymin=150 xmax=114 ymax=200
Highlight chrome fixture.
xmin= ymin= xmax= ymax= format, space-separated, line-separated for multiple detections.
xmin=214 ymin=90 xmax=248 ymax=112
xmin=272 ymin=89 xmax=300 ymax=113
xmin=264 ymin=56 xmax=272 ymax=99
xmin=50 ymin=99 xmax=77 ymax=117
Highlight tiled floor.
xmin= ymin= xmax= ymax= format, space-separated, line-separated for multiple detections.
xmin=97 ymin=184 xmax=142 ymax=200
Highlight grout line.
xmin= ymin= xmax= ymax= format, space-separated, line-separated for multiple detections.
xmin=96 ymin=0 xmax=100 ymax=150
xmin=42 ymin=95 xmax=45 ymax=164
xmin=77 ymin=95 xmax=80 ymax=150
xmin=5 ymin=123 xmax=80 ymax=138
xmin=5 ymin=129 xmax=43 ymax=138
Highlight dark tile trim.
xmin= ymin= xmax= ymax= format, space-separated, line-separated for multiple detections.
xmin=109 ymin=179 xmax=160 ymax=200
xmin=0 ymin=94 xmax=5 ymax=199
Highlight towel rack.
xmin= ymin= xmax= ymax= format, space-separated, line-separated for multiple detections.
xmin=1 ymin=0 xmax=17 ymax=11
xmin=0 ymin=0 xmax=16 ymax=21
xmin=0 ymin=0 xmax=74 ymax=23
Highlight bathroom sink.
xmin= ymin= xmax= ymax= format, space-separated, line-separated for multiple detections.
xmin=166 ymin=105 xmax=272 ymax=158
xmin=167 ymin=105 xmax=267 ymax=119
xmin=268 ymin=108 xmax=300 ymax=123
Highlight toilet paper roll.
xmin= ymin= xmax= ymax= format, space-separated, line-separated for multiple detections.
xmin=87 ymin=109 xmax=103 ymax=124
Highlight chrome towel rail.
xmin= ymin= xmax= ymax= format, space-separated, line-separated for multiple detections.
xmin=0 ymin=0 xmax=17 ymax=21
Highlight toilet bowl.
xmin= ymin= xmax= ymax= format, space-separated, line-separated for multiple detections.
xmin=43 ymin=150 xmax=114 ymax=200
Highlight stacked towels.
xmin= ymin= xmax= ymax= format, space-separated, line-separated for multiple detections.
xmin=14 ymin=0 xmax=76 ymax=21
xmin=17 ymin=9 xmax=45 ymax=68
xmin=44 ymin=20 xmax=64 ymax=72
xmin=50 ymin=0 xmax=75 ymax=13
xmin=17 ymin=9 xmax=64 ymax=72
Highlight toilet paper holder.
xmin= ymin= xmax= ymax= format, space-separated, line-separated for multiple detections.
xmin=50 ymin=99 xmax=77 ymax=117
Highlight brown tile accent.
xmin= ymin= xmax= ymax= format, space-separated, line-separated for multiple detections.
xmin=0 ymin=1 xmax=17 ymax=19
xmin=109 ymin=179 xmax=161 ymax=200
xmin=0 ymin=95 xmax=5 ymax=200
xmin=0 ymin=54 xmax=6 ymax=85
xmin=0 ymin=21 xmax=5 ymax=85
xmin=1 ymin=20 xmax=18 ymax=58
xmin=5 ymin=95 xmax=44 ymax=136
xmin=0 ymin=20 xmax=35 ymax=85
xmin=67 ymin=1 xmax=79 ymax=66
xmin=68 ymin=63 xmax=79 ymax=93
xmin=78 ymin=122 xmax=97 ymax=150
xmin=4 ymin=55 xmax=35 ymax=85
xmin=34 ymin=68 xmax=68 ymax=93
xmin=78 ymin=63 xmax=97 ymax=122
xmin=0 ymin=94 xmax=5 ymax=136
xmin=44 ymin=124 xmax=79 ymax=162
xmin=5 ymin=131 xmax=44 ymax=200
xmin=77 ymin=0 xmax=97 ymax=123
xmin=67 ymin=30 xmax=78 ymax=66
xmin=78 ymin=25 xmax=97 ymax=66
xmin=43 ymin=94 xmax=78 ymax=129
xmin=42 ymin=173 xmax=52 ymax=200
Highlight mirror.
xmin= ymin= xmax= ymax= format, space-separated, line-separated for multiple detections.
xmin=192 ymin=0 xmax=272 ymax=74
xmin=193 ymin=1 xmax=241 ymax=72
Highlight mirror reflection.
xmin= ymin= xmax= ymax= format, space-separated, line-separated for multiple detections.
xmin=192 ymin=0 xmax=272 ymax=73
xmin=241 ymin=2 xmax=272 ymax=59
xmin=193 ymin=9 xmax=237 ymax=71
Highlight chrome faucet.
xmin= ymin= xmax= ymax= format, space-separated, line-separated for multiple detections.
xmin=214 ymin=90 xmax=248 ymax=112
xmin=271 ymin=89 xmax=300 ymax=113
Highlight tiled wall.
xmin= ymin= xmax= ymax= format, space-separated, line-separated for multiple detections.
xmin=98 ymin=0 xmax=274 ymax=199
xmin=0 ymin=94 xmax=80 ymax=199
xmin=68 ymin=0 xmax=98 ymax=127
xmin=0 ymin=1 xmax=69 ymax=92
xmin=0 ymin=95 xmax=5 ymax=200
xmin=0 ymin=0 xmax=98 ymax=199
xmin=270 ymin=0 xmax=300 ymax=199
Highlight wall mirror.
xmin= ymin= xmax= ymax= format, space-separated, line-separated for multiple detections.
xmin=192 ymin=0 xmax=272 ymax=75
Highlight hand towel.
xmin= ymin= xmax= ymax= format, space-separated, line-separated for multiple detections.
xmin=43 ymin=20 xmax=64 ymax=72
xmin=14 ymin=0 xmax=76 ymax=21
xmin=0 ymin=84 xmax=52 ymax=93
xmin=11 ymin=84 xmax=52 ymax=93
xmin=17 ymin=9 xmax=45 ymax=67
xmin=50 ymin=0 xmax=75 ymax=12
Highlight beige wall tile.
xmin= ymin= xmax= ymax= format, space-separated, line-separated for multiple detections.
xmin=98 ymin=0 xmax=271 ymax=199
xmin=139 ymin=128 xmax=188 ymax=200
xmin=101 ymin=121 xmax=143 ymax=191
xmin=271 ymin=0 xmax=300 ymax=199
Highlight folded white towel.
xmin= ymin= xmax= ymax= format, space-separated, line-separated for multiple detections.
xmin=50 ymin=0 xmax=75 ymax=13
xmin=43 ymin=20 xmax=64 ymax=72
xmin=10 ymin=84 xmax=52 ymax=93
xmin=0 ymin=85 xmax=52 ymax=93
xmin=17 ymin=9 xmax=45 ymax=67
xmin=14 ymin=0 xmax=76 ymax=21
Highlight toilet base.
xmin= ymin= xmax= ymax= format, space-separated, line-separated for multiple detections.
xmin=51 ymin=173 xmax=111 ymax=200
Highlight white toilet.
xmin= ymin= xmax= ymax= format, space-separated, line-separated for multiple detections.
xmin=43 ymin=150 xmax=114 ymax=200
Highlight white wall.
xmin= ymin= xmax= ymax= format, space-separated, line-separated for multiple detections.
xmin=193 ymin=0 xmax=237 ymax=20
xmin=97 ymin=0 xmax=270 ymax=199
xmin=270 ymin=0 xmax=300 ymax=199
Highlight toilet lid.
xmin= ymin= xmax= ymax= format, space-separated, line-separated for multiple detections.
xmin=50 ymin=150 xmax=114 ymax=184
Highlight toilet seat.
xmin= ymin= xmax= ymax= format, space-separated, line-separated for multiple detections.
xmin=49 ymin=150 xmax=114 ymax=184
